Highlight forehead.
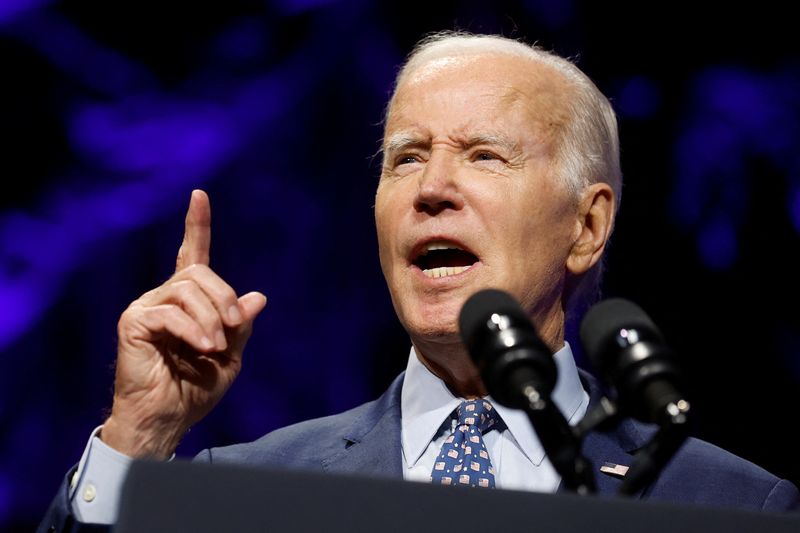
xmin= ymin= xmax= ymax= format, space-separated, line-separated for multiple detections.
xmin=385 ymin=53 xmax=571 ymax=140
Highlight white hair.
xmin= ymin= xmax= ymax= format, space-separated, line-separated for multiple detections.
xmin=389 ymin=31 xmax=622 ymax=203
xmin=386 ymin=31 xmax=623 ymax=312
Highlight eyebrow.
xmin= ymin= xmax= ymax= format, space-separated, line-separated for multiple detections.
xmin=382 ymin=132 xmax=521 ymax=157
xmin=382 ymin=133 xmax=426 ymax=157
xmin=462 ymin=133 xmax=521 ymax=155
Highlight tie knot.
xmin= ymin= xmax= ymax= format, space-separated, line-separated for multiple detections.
xmin=456 ymin=400 xmax=499 ymax=434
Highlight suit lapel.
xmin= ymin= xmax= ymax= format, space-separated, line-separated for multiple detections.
xmin=572 ymin=370 xmax=653 ymax=498
xmin=318 ymin=368 xmax=655 ymax=497
xmin=321 ymin=373 xmax=405 ymax=479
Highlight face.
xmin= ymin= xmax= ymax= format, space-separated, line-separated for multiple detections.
xmin=375 ymin=53 xmax=583 ymax=350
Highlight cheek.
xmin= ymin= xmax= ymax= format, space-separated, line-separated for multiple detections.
xmin=374 ymin=184 xmax=391 ymax=233
xmin=374 ymin=185 xmax=401 ymax=269
xmin=511 ymin=190 xmax=578 ymax=269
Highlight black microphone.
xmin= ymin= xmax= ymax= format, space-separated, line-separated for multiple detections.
xmin=458 ymin=288 xmax=557 ymax=409
xmin=579 ymin=298 xmax=687 ymax=425
xmin=580 ymin=297 xmax=690 ymax=496
xmin=459 ymin=288 xmax=597 ymax=494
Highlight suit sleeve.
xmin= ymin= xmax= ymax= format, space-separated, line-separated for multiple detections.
xmin=762 ymin=478 xmax=800 ymax=512
xmin=36 ymin=469 xmax=110 ymax=533
xmin=37 ymin=427 xmax=132 ymax=533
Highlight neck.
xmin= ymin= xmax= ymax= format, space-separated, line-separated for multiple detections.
xmin=412 ymin=338 xmax=487 ymax=399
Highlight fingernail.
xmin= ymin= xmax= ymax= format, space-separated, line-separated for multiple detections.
xmin=228 ymin=305 xmax=242 ymax=323
xmin=215 ymin=330 xmax=227 ymax=349
xmin=200 ymin=337 xmax=214 ymax=350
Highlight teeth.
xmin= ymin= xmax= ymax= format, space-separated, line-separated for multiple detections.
xmin=422 ymin=265 xmax=471 ymax=278
xmin=421 ymin=242 xmax=464 ymax=255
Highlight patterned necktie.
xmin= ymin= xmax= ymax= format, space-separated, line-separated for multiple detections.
xmin=431 ymin=399 xmax=501 ymax=488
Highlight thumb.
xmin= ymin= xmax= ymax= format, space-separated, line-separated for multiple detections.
xmin=238 ymin=291 xmax=268 ymax=322
xmin=227 ymin=292 xmax=267 ymax=355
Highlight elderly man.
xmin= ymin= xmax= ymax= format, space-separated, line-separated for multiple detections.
xmin=39 ymin=32 xmax=798 ymax=532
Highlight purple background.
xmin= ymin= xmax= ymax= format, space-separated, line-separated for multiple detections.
xmin=1 ymin=0 xmax=799 ymax=528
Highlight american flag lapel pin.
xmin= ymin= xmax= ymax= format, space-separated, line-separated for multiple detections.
xmin=599 ymin=462 xmax=629 ymax=478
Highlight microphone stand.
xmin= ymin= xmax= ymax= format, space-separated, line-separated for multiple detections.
xmin=618 ymin=398 xmax=690 ymax=496
xmin=519 ymin=384 xmax=597 ymax=495
xmin=573 ymin=392 xmax=691 ymax=497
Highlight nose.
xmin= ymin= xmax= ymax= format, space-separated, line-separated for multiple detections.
xmin=413 ymin=151 xmax=464 ymax=215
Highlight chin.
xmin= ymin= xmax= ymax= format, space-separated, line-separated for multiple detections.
xmin=401 ymin=300 xmax=463 ymax=344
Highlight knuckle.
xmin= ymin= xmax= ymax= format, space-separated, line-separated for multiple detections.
xmin=172 ymin=279 xmax=198 ymax=293
xmin=117 ymin=310 xmax=134 ymax=332
xmin=203 ymin=312 xmax=224 ymax=333
xmin=180 ymin=263 xmax=212 ymax=284
xmin=154 ymin=303 xmax=178 ymax=319
xmin=119 ymin=302 xmax=142 ymax=323
xmin=188 ymin=263 xmax=209 ymax=274
xmin=137 ymin=287 xmax=160 ymax=304
xmin=214 ymin=289 xmax=236 ymax=309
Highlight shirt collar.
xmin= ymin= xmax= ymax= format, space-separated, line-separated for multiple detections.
xmin=400 ymin=343 xmax=588 ymax=468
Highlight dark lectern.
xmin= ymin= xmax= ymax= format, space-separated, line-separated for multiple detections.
xmin=115 ymin=460 xmax=799 ymax=532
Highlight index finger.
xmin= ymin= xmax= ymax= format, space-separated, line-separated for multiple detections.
xmin=175 ymin=189 xmax=211 ymax=272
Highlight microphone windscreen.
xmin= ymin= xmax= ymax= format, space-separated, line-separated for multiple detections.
xmin=458 ymin=288 xmax=528 ymax=345
xmin=579 ymin=298 xmax=662 ymax=369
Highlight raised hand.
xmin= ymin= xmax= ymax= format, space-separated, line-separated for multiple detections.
xmin=102 ymin=190 xmax=267 ymax=459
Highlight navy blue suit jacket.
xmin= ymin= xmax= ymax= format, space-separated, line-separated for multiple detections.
xmin=196 ymin=370 xmax=798 ymax=510
xmin=39 ymin=371 xmax=798 ymax=532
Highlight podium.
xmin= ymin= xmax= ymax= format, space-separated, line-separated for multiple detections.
xmin=115 ymin=460 xmax=800 ymax=532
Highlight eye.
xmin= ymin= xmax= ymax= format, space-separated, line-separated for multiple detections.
xmin=472 ymin=150 xmax=503 ymax=163
xmin=395 ymin=154 xmax=421 ymax=166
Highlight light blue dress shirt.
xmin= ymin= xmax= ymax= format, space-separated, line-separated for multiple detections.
xmin=401 ymin=343 xmax=589 ymax=491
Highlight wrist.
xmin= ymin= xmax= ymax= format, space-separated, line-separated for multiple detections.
xmin=101 ymin=410 xmax=186 ymax=460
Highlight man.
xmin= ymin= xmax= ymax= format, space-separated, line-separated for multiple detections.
xmin=39 ymin=32 xmax=798 ymax=532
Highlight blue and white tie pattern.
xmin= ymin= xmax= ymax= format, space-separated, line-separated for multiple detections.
xmin=431 ymin=399 xmax=500 ymax=488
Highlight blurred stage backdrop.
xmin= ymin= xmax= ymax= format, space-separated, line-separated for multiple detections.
xmin=1 ymin=0 xmax=799 ymax=528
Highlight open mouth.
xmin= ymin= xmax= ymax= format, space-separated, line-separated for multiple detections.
xmin=411 ymin=241 xmax=479 ymax=279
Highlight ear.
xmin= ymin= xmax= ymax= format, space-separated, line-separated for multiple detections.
xmin=566 ymin=182 xmax=616 ymax=275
